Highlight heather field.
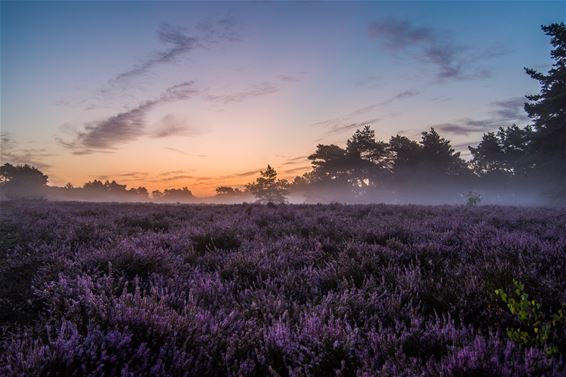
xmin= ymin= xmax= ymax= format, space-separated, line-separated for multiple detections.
xmin=1 ymin=201 xmax=565 ymax=376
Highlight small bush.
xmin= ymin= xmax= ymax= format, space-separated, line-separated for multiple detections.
xmin=495 ymin=279 xmax=565 ymax=356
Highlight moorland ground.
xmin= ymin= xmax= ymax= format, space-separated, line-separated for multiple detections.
xmin=0 ymin=201 xmax=565 ymax=376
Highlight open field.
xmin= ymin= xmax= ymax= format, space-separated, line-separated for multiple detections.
xmin=1 ymin=202 xmax=565 ymax=376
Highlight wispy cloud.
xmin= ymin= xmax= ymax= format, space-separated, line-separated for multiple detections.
xmin=150 ymin=114 xmax=195 ymax=138
xmin=283 ymin=165 xmax=311 ymax=175
xmin=232 ymin=169 xmax=261 ymax=177
xmin=432 ymin=96 xmax=530 ymax=136
xmin=354 ymin=75 xmax=382 ymax=89
xmin=281 ymin=155 xmax=309 ymax=166
xmin=313 ymin=89 xmax=420 ymax=134
xmin=163 ymin=147 xmax=207 ymax=157
xmin=491 ymin=97 xmax=528 ymax=121
xmin=160 ymin=174 xmax=197 ymax=182
xmin=278 ymin=74 xmax=302 ymax=83
xmin=0 ymin=133 xmax=54 ymax=170
xmin=112 ymin=17 xmax=240 ymax=84
xmin=62 ymin=82 xmax=199 ymax=154
xmin=327 ymin=119 xmax=381 ymax=136
xmin=115 ymin=171 xmax=149 ymax=178
xmin=433 ymin=123 xmax=480 ymax=136
xmin=368 ymin=19 xmax=499 ymax=80
xmin=206 ymin=82 xmax=279 ymax=104
xmin=158 ymin=170 xmax=188 ymax=177
xmin=347 ymin=90 xmax=420 ymax=117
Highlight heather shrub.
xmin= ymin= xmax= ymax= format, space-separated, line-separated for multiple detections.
xmin=0 ymin=247 xmax=43 ymax=326
xmin=80 ymin=241 xmax=177 ymax=281
xmin=191 ymin=228 xmax=241 ymax=254
xmin=117 ymin=213 xmax=171 ymax=233
xmin=0 ymin=201 xmax=565 ymax=375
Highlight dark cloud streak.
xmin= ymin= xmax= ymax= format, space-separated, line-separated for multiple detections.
xmin=432 ymin=96 xmax=530 ymax=136
xmin=206 ymin=82 xmax=279 ymax=104
xmin=368 ymin=19 xmax=498 ymax=80
xmin=64 ymin=82 xmax=199 ymax=154
xmin=112 ymin=17 xmax=240 ymax=84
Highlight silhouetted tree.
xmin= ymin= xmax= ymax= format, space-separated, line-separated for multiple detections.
xmin=469 ymin=132 xmax=506 ymax=176
xmin=128 ymin=186 xmax=149 ymax=199
xmin=82 ymin=180 xmax=108 ymax=197
xmin=498 ymin=124 xmax=534 ymax=175
xmin=524 ymin=23 xmax=566 ymax=202
xmin=347 ymin=125 xmax=390 ymax=167
xmin=106 ymin=180 xmax=127 ymax=193
xmin=152 ymin=190 xmax=164 ymax=199
xmin=308 ymin=144 xmax=351 ymax=184
xmin=216 ymin=186 xmax=236 ymax=196
xmin=346 ymin=125 xmax=391 ymax=189
xmin=418 ymin=128 xmax=468 ymax=177
xmin=81 ymin=179 xmax=147 ymax=201
xmin=388 ymin=135 xmax=422 ymax=177
xmin=162 ymin=187 xmax=194 ymax=202
xmin=0 ymin=163 xmax=48 ymax=199
xmin=246 ymin=165 xmax=288 ymax=204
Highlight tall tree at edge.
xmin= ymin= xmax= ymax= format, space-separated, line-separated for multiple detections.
xmin=524 ymin=23 xmax=566 ymax=202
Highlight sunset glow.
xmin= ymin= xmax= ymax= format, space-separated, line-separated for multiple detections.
xmin=1 ymin=1 xmax=562 ymax=196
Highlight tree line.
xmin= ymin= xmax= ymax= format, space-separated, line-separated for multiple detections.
xmin=1 ymin=23 xmax=564 ymax=205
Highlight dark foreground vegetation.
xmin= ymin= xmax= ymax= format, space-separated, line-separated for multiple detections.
xmin=1 ymin=201 xmax=565 ymax=376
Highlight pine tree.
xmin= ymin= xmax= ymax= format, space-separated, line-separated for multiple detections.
xmin=246 ymin=165 xmax=289 ymax=204
xmin=524 ymin=23 xmax=566 ymax=202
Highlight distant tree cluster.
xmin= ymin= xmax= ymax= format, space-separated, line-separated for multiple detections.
xmin=1 ymin=23 xmax=564 ymax=205
xmin=0 ymin=163 xmax=48 ymax=200
xmin=151 ymin=187 xmax=194 ymax=202
xmin=80 ymin=180 xmax=149 ymax=200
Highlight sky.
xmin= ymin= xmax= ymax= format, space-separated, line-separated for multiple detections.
xmin=1 ymin=1 xmax=564 ymax=196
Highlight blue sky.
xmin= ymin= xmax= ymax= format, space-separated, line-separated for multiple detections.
xmin=1 ymin=1 xmax=564 ymax=194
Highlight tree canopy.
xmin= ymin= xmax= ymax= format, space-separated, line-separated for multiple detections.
xmin=246 ymin=165 xmax=289 ymax=204
xmin=0 ymin=163 xmax=48 ymax=199
xmin=524 ymin=22 xmax=566 ymax=201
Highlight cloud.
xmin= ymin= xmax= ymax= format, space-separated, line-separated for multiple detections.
xmin=491 ymin=97 xmax=529 ymax=121
xmin=281 ymin=155 xmax=309 ymax=166
xmin=368 ymin=19 xmax=497 ymax=80
xmin=232 ymin=169 xmax=261 ymax=177
xmin=63 ymin=82 xmax=199 ymax=154
xmin=160 ymin=174 xmax=197 ymax=182
xmin=0 ymin=133 xmax=54 ymax=170
xmin=348 ymin=90 xmax=420 ymax=117
xmin=354 ymin=75 xmax=382 ymax=89
xmin=163 ymin=147 xmax=207 ymax=157
xmin=368 ymin=20 xmax=433 ymax=50
xmin=432 ymin=96 xmax=530 ymax=136
xmin=313 ymin=89 xmax=420 ymax=134
xmin=150 ymin=114 xmax=191 ymax=138
xmin=327 ymin=119 xmax=381 ymax=136
xmin=112 ymin=17 xmax=240 ymax=84
xmin=158 ymin=170 xmax=188 ymax=177
xmin=278 ymin=74 xmax=302 ymax=83
xmin=434 ymin=123 xmax=487 ymax=136
xmin=206 ymin=82 xmax=279 ymax=104
xmin=115 ymin=171 xmax=149 ymax=178
xmin=283 ymin=166 xmax=311 ymax=175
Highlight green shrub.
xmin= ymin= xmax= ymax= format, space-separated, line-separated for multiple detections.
xmin=465 ymin=191 xmax=481 ymax=207
xmin=495 ymin=279 xmax=564 ymax=356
